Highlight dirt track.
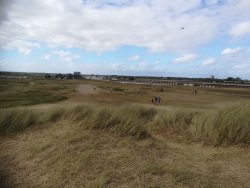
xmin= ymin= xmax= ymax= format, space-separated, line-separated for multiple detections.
xmin=77 ymin=84 xmax=99 ymax=94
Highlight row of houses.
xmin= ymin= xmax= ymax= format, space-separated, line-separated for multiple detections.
xmin=84 ymin=75 xmax=119 ymax=80
xmin=44 ymin=72 xmax=85 ymax=80
xmin=46 ymin=72 xmax=120 ymax=81
xmin=55 ymin=72 xmax=84 ymax=80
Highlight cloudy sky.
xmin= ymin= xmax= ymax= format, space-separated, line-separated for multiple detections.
xmin=0 ymin=0 xmax=250 ymax=78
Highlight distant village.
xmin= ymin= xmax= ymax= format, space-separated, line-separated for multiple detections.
xmin=51 ymin=72 xmax=120 ymax=81
xmin=1 ymin=71 xmax=250 ymax=88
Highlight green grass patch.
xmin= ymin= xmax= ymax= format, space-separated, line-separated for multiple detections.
xmin=112 ymin=87 xmax=124 ymax=92
xmin=0 ymin=80 xmax=75 ymax=107
xmin=0 ymin=90 xmax=67 ymax=108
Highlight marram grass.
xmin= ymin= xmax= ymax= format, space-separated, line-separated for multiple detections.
xmin=0 ymin=104 xmax=249 ymax=145
xmin=191 ymin=104 xmax=250 ymax=145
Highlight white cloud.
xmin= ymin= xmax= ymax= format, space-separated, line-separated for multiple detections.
xmin=155 ymin=59 xmax=161 ymax=64
xmin=202 ymin=58 xmax=216 ymax=66
xmin=51 ymin=50 xmax=79 ymax=62
xmin=205 ymin=0 xmax=218 ymax=5
xmin=0 ymin=0 xmax=249 ymax=53
xmin=0 ymin=0 xmax=223 ymax=53
xmin=221 ymin=48 xmax=241 ymax=56
xmin=231 ymin=62 xmax=250 ymax=76
xmin=128 ymin=55 xmax=140 ymax=61
xmin=233 ymin=64 xmax=250 ymax=70
xmin=174 ymin=54 xmax=197 ymax=63
xmin=41 ymin=50 xmax=78 ymax=62
xmin=111 ymin=63 xmax=129 ymax=71
xmin=1 ymin=0 xmax=250 ymax=78
xmin=0 ymin=39 xmax=40 ymax=55
xmin=137 ymin=61 xmax=152 ymax=71
xmin=109 ymin=59 xmax=163 ymax=75
xmin=230 ymin=21 xmax=250 ymax=37
xmin=42 ymin=54 xmax=51 ymax=60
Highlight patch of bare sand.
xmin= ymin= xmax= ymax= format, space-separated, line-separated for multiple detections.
xmin=77 ymin=84 xmax=100 ymax=94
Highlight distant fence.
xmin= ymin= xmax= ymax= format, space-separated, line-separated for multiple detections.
xmin=149 ymin=80 xmax=250 ymax=88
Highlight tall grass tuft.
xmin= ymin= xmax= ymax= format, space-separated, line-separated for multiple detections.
xmin=0 ymin=108 xmax=38 ymax=135
xmin=152 ymin=109 xmax=196 ymax=136
xmin=191 ymin=104 xmax=250 ymax=145
xmin=0 ymin=105 xmax=155 ymax=139
xmin=0 ymin=107 xmax=65 ymax=135
xmin=79 ymin=105 xmax=156 ymax=139
xmin=0 ymin=104 xmax=249 ymax=145
xmin=45 ymin=108 xmax=66 ymax=122
xmin=65 ymin=105 xmax=93 ymax=122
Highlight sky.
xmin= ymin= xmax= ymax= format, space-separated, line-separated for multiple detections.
xmin=0 ymin=0 xmax=250 ymax=79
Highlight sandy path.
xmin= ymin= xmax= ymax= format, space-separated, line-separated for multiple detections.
xmin=76 ymin=84 xmax=99 ymax=94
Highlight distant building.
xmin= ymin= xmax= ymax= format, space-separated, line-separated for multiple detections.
xmin=74 ymin=72 xmax=81 ymax=75
xmin=65 ymin=73 xmax=74 ymax=79
xmin=211 ymin=75 xmax=215 ymax=79
xmin=44 ymin=74 xmax=51 ymax=79
xmin=55 ymin=74 xmax=64 ymax=79
xmin=74 ymin=72 xmax=81 ymax=79
xmin=110 ymin=75 xmax=118 ymax=81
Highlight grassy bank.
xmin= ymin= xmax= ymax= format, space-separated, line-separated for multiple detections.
xmin=1 ymin=80 xmax=250 ymax=187
xmin=0 ymin=80 xmax=76 ymax=108
xmin=1 ymin=103 xmax=249 ymax=146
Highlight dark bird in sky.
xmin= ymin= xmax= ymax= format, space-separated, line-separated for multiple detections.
xmin=181 ymin=27 xmax=185 ymax=30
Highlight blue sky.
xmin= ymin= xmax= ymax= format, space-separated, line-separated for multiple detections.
xmin=0 ymin=0 xmax=250 ymax=78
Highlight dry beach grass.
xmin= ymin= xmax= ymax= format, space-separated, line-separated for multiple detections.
xmin=0 ymin=79 xmax=250 ymax=187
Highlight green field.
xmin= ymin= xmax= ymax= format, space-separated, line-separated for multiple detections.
xmin=0 ymin=79 xmax=77 ymax=108
xmin=0 ymin=79 xmax=250 ymax=187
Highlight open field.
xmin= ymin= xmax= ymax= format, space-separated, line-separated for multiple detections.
xmin=0 ymin=79 xmax=250 ymax=187
xmin=0 ymin=79 xmax=77 ymax=108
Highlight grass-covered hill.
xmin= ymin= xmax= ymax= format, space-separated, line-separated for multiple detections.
xmin=0 ymin=79 xmax=249 ymax=187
